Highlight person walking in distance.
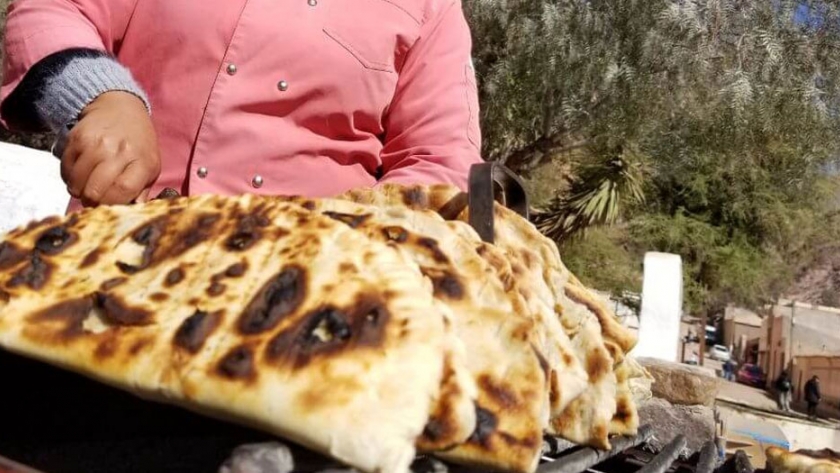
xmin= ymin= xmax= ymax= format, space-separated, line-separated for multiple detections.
xmin=723 ymin=359 xmax=735 ymax=381
xmin=775 ymin=370 xmax=792 ymax=412
xmin=804 ymin=375 xmax=821 ymax=420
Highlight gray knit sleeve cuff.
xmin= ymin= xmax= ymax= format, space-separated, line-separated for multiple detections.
xmin=35 ymin=55 xmax=151 ymax=132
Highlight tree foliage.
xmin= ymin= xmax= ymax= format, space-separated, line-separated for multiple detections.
xmin=465 ymin=0 xmax=840 ymax=314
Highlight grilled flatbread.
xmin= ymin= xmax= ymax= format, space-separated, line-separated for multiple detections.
xmin=335 ymin=191 xmax=590 ymax=413
xmin=0 ymin=194 xmax=453 ymax=473
xmin=766 ymin=447 xmax=840 ymax=473
xmin=280 ymin=196 xmax=554 ymax=473
xmin=341 ymin=184 xmax=639 ymax=449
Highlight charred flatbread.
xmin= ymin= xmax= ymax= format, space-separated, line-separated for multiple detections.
xmin=341 ymin=184 xmax=640 ymax=448
xmin=0 ymin=194 xmax=453 ymax=473
xmin=281 ymin=196 xmax=560 ymax=473
xmin=338 ymin=188 xmax=590 ymax=417
xmin=766 ymin=447 xmax=840 ymax=473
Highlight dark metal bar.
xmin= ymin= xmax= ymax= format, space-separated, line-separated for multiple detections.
xmin=536 ymin=425 xmax=653 ymax=473
xmin=715 ymin=450 xmax=753 ymax=473
xmin=636 ymin=435 xmax=687 ymax=473
xmin=542 ymin=436 xmax=579 ymax=457
xmin=467 ymin=162 xmax=530 ymax=243
xmin=695 ymin=441 xmax=718 ymax=473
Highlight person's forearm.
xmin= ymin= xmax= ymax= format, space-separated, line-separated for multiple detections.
xmin=1 ymin=48 xmax=150 ymax=133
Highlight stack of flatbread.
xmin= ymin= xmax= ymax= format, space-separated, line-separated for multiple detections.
xmin=766 ymin=447 xmax=840 ymax=473
xmin=0 ymin=185 xmax=648 ymax=473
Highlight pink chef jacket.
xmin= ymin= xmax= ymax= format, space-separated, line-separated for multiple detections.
xmin=1 ymin=0 xmax=483 ymax=209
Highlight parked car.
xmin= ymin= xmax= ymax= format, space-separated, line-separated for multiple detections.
xmin=736 ymin=363 xmax=766 ymax=388
xmin=709 ymin=344 xmax=731 ymax=362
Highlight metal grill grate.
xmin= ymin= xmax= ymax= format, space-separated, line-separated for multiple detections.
xmin=532 ymin=424 xmax=753 ymax=473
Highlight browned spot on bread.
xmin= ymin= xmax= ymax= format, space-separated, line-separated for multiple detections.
xmin=518 ymin=249 xmax=538 ymax=270
xmin=429 ymin=272 xmax=464 ymax=300
xmin=498 ymin=431 xmax=542 ymax=450
xmin=297 ymin=373 xmax=363 ymax=411
xmin=417 ymin=237 xmax=449 ymax=263
xmin=80 ymin=248 xmax=101 ymax=268
xmin=301 ymin=200 xmax=316 ymax=210
xmin=239 ymin=266 xmax=306 ymax=334
xmin=224 ymin=262 xmax=247 ymax=278
xmin=28 ymin=297 xmax=95 ymax=340
xmin=549 ymin=370 xmax=561 ymax=406
xmin=164 ymin=268 xmax=185 ymax=287
xmin=510 ymin=322 xmax=531 ymax=343
xmin=94 ymin=292 xmax=152 ymax=326
xmin=119 ymin=212 xmax=221 ymax=274
xmin=116 ymin=217 xmax=166 ymax=274
xmin=586 ymin=347 xmax=611 ymax=381
xmin=226 ymin=214 xmax=268 ymax=251
xmin=0 ymin=242 xmax=28 ymax=270
xmin=129 ymin=337 xmax=152 ymax=355
xmin=478 ymin=375 xmax=519 ymax=409
xmin=266 ymin=296 xmax=390 ymax=368
xmin=174 ymin=310 xmax=221 ymax=353
xmin=35 ymin=226 xmax=77 ymax=256
xmin=95 ymin=335 xmax=119 ymax=360
xmin=562 ymin=352 xmax=575 ymax=366
xmin=11 ymin=216 xmax=62 ymax=239
xmin=100 ymin=277 xmax=127 ymax=291
xmin=150 ymin=293 xmax=169 ymax=302
xmin=467 ymin=404 xmax=498 ymax=447
xmin=169 ymin=213 xmax=220 ymax=256
xmin=381 ymin=226 xmax=408 ymax=243
xmin=207 ymin=282 xmax=226 ymax=297
xmin=217 ymin=345 xmax=255 ymax=380
xmin=322 ymin=211 xmax=371 ymax=229
xmin=401 ymin=187 xmax=429 ymax=208
xmin=613 ymin=397 xmax=631 ymax=424
xmin=0 ymin=289 xmax=9 ymax=303
xmin=7 ymin=253 xmax=51 ymax=290
xmin=198 ymin=214 xmax=221 ymax=228
xmin=418 ymin=358 xmax=461 ymax=450
xmin=338 ymin=263 xmax=356 ymax=273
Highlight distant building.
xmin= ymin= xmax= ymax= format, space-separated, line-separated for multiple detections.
xmin=723 ymin=307 xmax=763 ymax=363
xmin=758 ymin=299 xmax=840 ymax=405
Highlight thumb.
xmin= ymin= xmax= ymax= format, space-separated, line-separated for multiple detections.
xmin=135 ymin=187 xmax=152 ymax=204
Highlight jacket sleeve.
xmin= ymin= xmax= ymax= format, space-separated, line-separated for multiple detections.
xmin=376 ymin=0 xmax=484 ymax=191
xmin=1 ymin=0 xmax=140 ymax=130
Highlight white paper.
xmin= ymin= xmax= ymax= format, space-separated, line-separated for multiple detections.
xmin=0 ymin=142 xmax=70 ymax=235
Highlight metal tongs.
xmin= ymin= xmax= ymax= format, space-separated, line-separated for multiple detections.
xmin=467 ymin=162 xmax=529 ymax=244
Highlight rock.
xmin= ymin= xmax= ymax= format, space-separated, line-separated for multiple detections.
xmin=638 ymin=357 xmax=720 ymax=407
xmin=638 ymin=397 xmax=716 ymax=455
xmin=218 ymin=442 xmax=295 ymax=473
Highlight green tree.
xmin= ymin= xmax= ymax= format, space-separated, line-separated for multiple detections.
xmin=465 ymin=0 xmax=840 ymax=314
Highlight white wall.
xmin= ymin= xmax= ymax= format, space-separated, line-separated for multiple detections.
xmin=632 ymin=252 xmax=684 ymax=362
xmin=0 ymin=142 xmax=69 ymax=234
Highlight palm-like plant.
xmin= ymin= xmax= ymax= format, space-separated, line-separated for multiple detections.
xmin=532 ymin=146 xmax=646 ymax=242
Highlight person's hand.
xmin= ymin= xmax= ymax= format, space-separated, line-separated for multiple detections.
xmin=61 ymin=91 xmax=161 ymax=206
